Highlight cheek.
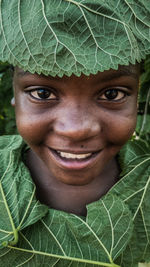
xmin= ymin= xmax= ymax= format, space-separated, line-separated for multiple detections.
xmin=15 ymin=94 xmax=55 ymax=144
xmin=107 ymin=112 xmax=137 ymax=145
xmin=15 ymin=111 xmax=49 ymax=144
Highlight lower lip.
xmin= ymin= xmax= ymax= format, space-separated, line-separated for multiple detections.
xmin=48 ymin=148 xmax=101 ymax=170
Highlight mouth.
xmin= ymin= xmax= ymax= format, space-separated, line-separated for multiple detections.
xmin=48 ymin=148 xmax=101 ymax=170
xmin=57 ymin=150 xmax=93 ymax=160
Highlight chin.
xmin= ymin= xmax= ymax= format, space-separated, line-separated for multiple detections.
xmin=52 ymin=169 xmax=95 ymax=186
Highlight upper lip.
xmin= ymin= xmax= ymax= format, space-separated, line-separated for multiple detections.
xmin=48 ymin=147 xmax=101 ymax=154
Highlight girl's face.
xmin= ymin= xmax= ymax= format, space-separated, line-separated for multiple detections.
xmin=14 ymin=65 xmax=139 ymax=186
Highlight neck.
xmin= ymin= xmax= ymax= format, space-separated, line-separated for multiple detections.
xmin=25 ymin=150 xmax=120 ymax=216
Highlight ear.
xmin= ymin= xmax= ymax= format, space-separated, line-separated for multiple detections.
xmin=11 ymin=97 xmax=15 ymax=107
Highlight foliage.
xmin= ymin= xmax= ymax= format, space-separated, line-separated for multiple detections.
xmin=0 ymin=62 xmax=16 ymax=135
xmin=136 ymin=56 xmax=150 ymax=143
xmin=0 ymin=1 xmax=150 ymax=266
xmin=0 ymin=135 xmax=150 ymax=267
xmin=0 ymin=0 xmax=150 ymax=77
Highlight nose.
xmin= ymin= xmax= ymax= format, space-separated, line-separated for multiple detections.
xmin=54 ymin=105 xmax=101 ymax=141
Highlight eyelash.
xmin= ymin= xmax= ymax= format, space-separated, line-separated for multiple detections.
xmin=26 ymin=87 xmax=129 ymax=103
xmin=26 ymin=87 xmax=58 ymax=101
xmin=98 ymin=88 xmax=129 ymax=102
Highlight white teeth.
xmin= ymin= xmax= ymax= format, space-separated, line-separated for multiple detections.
xmin=57 ymin=151 xmax=92 ymax=159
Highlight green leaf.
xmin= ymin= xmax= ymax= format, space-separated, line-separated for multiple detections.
xmin=0 ymin=135 xmax=48 ymax=248
xmin=112 ymin=140 xmax=150 ymax=266
xmin=0 ymin=0 xmax=150 ymax=77
xmin=139 ymin=56 xmax=150 ymax=103
xmin=0 ymin=195 xmax=131 ymax=267
xmin=136 ymin=115 xmax=150 ymax=136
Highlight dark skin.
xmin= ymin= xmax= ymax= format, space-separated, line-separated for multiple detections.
xmin=13 ymin=65 xmax=139 ymax=216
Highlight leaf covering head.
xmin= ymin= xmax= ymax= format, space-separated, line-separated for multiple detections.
xmin=0 ymin=0 xmax=150 ymax=77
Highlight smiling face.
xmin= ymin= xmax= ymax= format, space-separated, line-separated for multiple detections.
xmin=13 ymin=65 xmax=139 ymax=186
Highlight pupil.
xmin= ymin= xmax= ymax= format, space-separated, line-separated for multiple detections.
xmin=37 ymin=89 xmax=50 ymax=99
xmin=105 ymin=89 xmax=118 ymax=100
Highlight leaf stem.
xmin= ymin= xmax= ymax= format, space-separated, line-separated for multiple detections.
xmin=64 ymin=0 xmax=130 ymax=29
xmin=73 ymin=214 xmax=113 ymax=263
xmin=18 ymin=186 xmax=36 ymax=230
xmin=133 ymin=175 xmax=150 ymax=220
xmin=7 ymin=245 xmax=120 ymax=267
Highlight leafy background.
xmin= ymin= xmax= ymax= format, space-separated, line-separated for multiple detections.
xmin=0 ymin=62 xmax=16 ymax=135
xmin=0 ymin=57 xmax=150 ymax=140
xmin=136 ymin=56 xmax=150 ymax=143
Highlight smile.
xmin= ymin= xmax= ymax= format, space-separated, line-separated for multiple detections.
xmin=48 ymin=148 xmax=101 ymax=170
xmin=57 ymin=151 xmax=92 ymax=160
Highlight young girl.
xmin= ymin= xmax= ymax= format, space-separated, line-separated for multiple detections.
xmin=13 ymin=64 xmax=139 ymax=217
xmin=0 ymin=1 xmax=150 ymax=266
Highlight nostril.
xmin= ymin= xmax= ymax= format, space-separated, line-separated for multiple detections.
xmin=54 ymin=126 xmax=100 ymax=142
xmin=54 ymin=115 xmax=101 ymax=141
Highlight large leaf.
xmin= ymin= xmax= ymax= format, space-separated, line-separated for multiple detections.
xmin=0 ymin=0 xmax=150 ymax=77
xmin=0 ymin=135 xmax=48 ymax=248
xmin=0 ymin=195 xmax=132 ymax=267
xmin=0 ymin=136 xmax=150 ymax=266
xmin=112 ymin=140 xmax=150 ymax=266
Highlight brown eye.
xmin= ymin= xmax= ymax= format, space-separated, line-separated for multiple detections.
xmin=100 ymin=89 xmax=127 ymax=101
xmin=105 ymin=89 xmax=118 ymax=100
xmin=29 ymin=88 xmax=57 ymax=100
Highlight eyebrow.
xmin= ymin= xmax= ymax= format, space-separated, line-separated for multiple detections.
xmin=16 ymin=66 xmax=139 ymax=81
xmin=100 ymin=68 xmax=139 ymax=82
xmin=16 ymin=70 xmax=61 ymax=80
xmin=17 ymin=70 xmax=30 ymax=77
xmin=16 ymin=70 xmax=65 ymax=84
